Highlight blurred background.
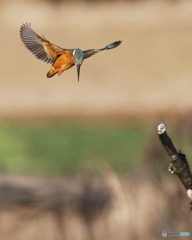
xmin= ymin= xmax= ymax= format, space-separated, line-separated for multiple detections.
xmin=0 ymin=0 xmax=192 ymax=239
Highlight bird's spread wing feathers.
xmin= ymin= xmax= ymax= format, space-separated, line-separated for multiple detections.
xmin=83 ymin=49 xmax=100 ymax=59
xmin=20 ymin=23 xmax=66 ymax=64
xmin=83 ymin=40 xmax=122 ymax=60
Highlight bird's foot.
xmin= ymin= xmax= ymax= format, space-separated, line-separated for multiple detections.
xmin=57 ymin=69 xmax=63 ymax=76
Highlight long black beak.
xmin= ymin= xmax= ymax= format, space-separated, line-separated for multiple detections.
xmin=76 ymin=64 xmax=81 ymax=82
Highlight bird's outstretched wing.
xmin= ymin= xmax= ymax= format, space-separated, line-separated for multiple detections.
xmin=20 ymin=23 xmax=66 ymax=64
xmin=83 ymin=40 xmax=122 ymax=60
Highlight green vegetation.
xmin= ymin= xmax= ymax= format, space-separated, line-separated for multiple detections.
xmin=0 ymin=121 xmax=151 ymax=176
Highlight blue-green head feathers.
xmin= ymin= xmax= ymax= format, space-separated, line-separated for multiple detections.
xmin=72 ymin=48 xmax=84 ymax=64
xmin=73 ymin=48 xmax=84 ymax=82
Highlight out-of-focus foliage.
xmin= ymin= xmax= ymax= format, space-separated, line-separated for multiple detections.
xmin=0 ymin=122 xmax=149 ymax=176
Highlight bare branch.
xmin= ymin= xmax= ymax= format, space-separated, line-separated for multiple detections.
xmin=157 ymin=122 xmax=192 ymax=203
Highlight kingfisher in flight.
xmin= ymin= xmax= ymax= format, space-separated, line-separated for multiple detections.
xmin=20 ymin=23 xmax=122 ymax=81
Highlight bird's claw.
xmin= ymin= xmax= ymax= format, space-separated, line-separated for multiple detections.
xmin=57 ymin=69 xmax=63 ymax=76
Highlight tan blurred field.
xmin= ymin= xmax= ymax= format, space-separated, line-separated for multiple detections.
xmin=1 ymin=0 xmax=192 ymax=121
xmin=0 ymin=172 xmax=191 ymax=240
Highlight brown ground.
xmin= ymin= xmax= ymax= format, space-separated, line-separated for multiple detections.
xmin=0 ymin=173 xmax=190 ymax=240
xmin=1 ymin=0 xmax=192 ymax=121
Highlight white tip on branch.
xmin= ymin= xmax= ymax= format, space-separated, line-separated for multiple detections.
xmin=187 ymin=189 xmax=192 ymax=200
xmin=157 ymin=122 xmax=167 ymax=135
